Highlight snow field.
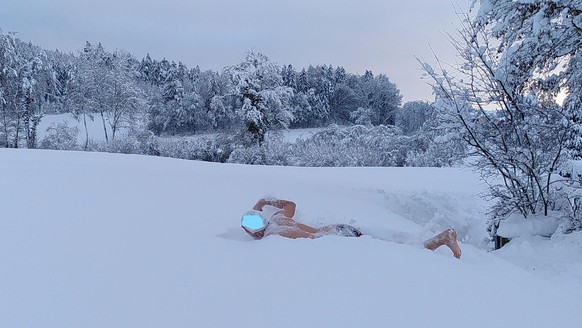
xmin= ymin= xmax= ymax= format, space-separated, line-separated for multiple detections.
xmin=1 ymin=149 xmax=581 ymax=327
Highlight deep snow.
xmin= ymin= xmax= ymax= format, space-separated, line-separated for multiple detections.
xmin=1 ymin=149 xmax=581 ymax=328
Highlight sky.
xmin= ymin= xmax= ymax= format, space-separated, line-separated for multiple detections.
xmin=0 ymin=0 xmax=468 ymax=102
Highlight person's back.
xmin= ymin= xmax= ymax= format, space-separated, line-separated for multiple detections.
xmin=242 ymin=199 xmax=362 ymax=239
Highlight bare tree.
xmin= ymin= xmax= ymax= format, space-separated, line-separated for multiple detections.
xmin=420 ymin=14 xmax=573 ymax=235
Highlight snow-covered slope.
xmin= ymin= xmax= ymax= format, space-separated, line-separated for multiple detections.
xmin=1 ymin=149 xmax=580 ymax=327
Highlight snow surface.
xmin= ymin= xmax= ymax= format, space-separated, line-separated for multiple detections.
xmin=1 ymin=149 xmax=581 ymax=328
xmin=497 ymin=213 xmax=560 ymax=238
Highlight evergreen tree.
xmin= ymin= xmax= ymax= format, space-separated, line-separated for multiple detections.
xmin=281 ymin=64 xmax=297 ymax=90
xmin=227 ymin=51 xmax=294 ymax=145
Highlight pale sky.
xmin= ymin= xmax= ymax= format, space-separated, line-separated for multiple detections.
xmin=0 ymin=0 xmax=468 ymax=102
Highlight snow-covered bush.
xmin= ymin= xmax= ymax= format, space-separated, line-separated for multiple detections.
xmin=289 ymin=124 xmax=406 ymax=167
xmin=158 ymin=134 xmax=235 ymax=163
xmin=556 ymin=189 xmax=582 ymax=234
xmin=228 ymin=133 xmax=291 ymax=166
xmin=90 ymin=137 xmax=139 ymax=155
xmin=405 ymin=119 xmax=467 ymax=168
xmin=350 ymin=107 xmax=373 ymax=126
xmin=87 ymin=129 xmax=159 ymax=156
xmin=551 ymin=161 xmax=582 ymax=233
xmin=40 ymin=122 xmax=79 ymax=150
xmin=225 ymin=125 xmax=446 ymax=168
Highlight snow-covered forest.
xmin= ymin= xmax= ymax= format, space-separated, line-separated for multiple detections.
xmin=0 ymin=28 xmax=455 ymax=167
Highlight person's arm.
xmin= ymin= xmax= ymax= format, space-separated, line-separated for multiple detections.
xmin=253 ymin=198 xmax=296 ymax=218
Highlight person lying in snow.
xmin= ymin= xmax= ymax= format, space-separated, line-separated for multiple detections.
xmin=241 ymin=198 xmax=462 ymax=259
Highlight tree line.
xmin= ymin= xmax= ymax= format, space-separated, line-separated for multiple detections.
xmin=1 ymin=29 xmax=426 ymax=149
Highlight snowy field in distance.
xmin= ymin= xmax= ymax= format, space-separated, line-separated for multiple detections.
xmin=1 ymin=149 xmax=582 ymax=328
xmin=37 ymin=113 xmax=320 ymax=144
xmin=38 ymin=113 xmax=121 ymax=143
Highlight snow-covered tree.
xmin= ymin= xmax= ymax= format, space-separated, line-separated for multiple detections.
xmin=396 ymin=101 xmax=434 ymax=135
xmin=16 ymin=41 xmax=53 ymax=149
xmin=291 ymin=88 xmax=330 ymax=128
xmin=0 ymin=31 xmax=19 ymax=147
xmin=0 ymin=31 xmax=53 ymax=148
xmin=329 ymin=83 xmax=358 ymax=124
xmin=196 ymin=70 xmax=235 ymax=131
xmin=106 ymin=51 xmax=145 ymax=140
xmin=79 ymin=42 xmax=113 ymax=141
xmin=472 ymin=0 xmax=582 ymax=159
xmin=65 ymin=53 xmax=94 ymax=150
xmin=281 ymin=64 xmax=297 ymax=90
xmin=77 ymin=44 xmax=145 ymax=141
xmin=421 ymin=5 xmax=579 ymax=234
xmin=357 ymin=73 xmax=402 ymax=126
xmin=227 ymin=51 xmax=293 ymax=145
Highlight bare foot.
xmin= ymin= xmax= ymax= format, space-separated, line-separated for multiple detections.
xmin=445 ymin=229 xmax=462 ymax=259
xmin=423 ymin=228 xmax=462 ymax=259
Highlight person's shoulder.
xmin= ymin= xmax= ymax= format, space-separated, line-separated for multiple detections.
xmin=261 ymin=205 xmax=284 ymax=218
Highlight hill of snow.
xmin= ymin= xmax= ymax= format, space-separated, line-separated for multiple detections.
xmin=1 ymin=149 xmax=581 ymax=327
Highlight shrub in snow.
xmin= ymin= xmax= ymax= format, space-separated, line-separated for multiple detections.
xmin=40 ymin=122 xmax=79 ymax=150
xmin=550 ymin=161 xmax=582 ymax=233
xmin=350 ymin=107 xmax=373 ymax=126
xmin=228 ymin=145 xmax=266 ymax=165
xmin=405 ymin=131 xmax=466 ymax=167
xmin=228 ymin=133 xmax=291 ymax=166
xmin=158 ymin=134 xmax=235 ymax=163
xmin=288 ymin=124 xmax=406 ymax=167
xmin=132 ymin=130 xmax=160 ymax=156
xmin=87 ymin=129 xmax=160 ymax=156
xmin=90 ymin=138 xmax=139 ymax=155
xmin=226 ymin=125 xmax=427 ymax=168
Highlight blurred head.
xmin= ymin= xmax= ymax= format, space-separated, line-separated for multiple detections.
xmin=241 ymin=210 xmax=268 ymax=239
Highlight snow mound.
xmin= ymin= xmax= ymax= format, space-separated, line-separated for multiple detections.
xmin=497 ymin=213 xmax=560 ymax=238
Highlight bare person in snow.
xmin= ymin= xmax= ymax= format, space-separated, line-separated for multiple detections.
xmin=241 ymin=198 xmax=462 ymax=259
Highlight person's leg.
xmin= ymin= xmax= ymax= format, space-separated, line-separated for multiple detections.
xmin=423 ymin=229 xmax=462 ymax=259
xmin=318 ymin=224 xmax=362 ymax=237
